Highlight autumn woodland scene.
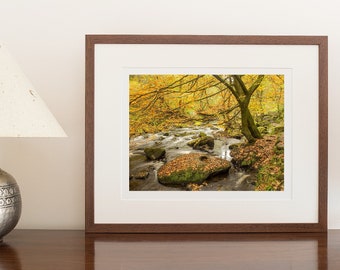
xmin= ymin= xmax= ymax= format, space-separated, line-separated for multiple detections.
xmin=129 ymin=74 xmax=284 ymax=191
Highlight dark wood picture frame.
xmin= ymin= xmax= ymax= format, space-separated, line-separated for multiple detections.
xmin=85 ymin=35 xmax=328 ymax=233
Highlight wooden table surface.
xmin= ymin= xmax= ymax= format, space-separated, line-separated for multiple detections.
xmin=0 ymin=230 xmax=339 ymax=269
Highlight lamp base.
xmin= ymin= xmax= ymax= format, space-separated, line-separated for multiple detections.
xmin=0 ymin=169 xmax=22 ymax=241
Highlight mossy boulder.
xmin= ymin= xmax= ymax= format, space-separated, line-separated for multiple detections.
xmin=187 ymin=133 xmax=214 ymax=151
xmin=144 ymin=147 xmax=166 ymax=160
xmin=157 ymin=153 xmax=231 ymax=186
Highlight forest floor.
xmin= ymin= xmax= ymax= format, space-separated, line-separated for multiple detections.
xmin=129 ymin=114 xmax=284 ymax=192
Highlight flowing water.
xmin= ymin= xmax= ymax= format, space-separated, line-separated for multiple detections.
xmin=129 ymin=126 xmax=256 ymax=191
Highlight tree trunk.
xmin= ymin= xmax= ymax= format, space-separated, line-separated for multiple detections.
xmin=240 ymin=108 xmax=256 ymax=143
xmin=245 ymin=107 xmax=262 ymax=139
xmin=240 ymin=106 xmax=262 ymax=143
xmin=212 ymin=74 xmax=264 ymax=143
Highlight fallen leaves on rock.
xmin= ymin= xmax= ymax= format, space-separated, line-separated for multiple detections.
xmin=231 ymin=136 xmax=279 ymax=168
xmin=158 ymin=153 xmax=230 ymax=178
xmin=231 ymin=135 xmax=284 ymax=191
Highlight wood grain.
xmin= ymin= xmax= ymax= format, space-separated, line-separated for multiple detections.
xmin=1 ymin=230 xmax=340 ymax=269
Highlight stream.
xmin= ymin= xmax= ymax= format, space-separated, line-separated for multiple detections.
xmin=129 ymin=126 xmax=256 ymax=191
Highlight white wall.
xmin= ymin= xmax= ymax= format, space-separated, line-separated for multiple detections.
xmin=0 ymin=0 xmax=338 ymax=229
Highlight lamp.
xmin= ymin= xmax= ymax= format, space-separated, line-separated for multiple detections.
xmin=0 ymin=43 xmax=66 ymax=242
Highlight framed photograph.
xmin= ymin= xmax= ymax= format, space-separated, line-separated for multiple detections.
xmin=85 ymin=35 xmax=328 ymax=233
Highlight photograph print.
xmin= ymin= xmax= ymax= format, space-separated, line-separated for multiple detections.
xmin=129 ymin=74 xmax=284 ymax=192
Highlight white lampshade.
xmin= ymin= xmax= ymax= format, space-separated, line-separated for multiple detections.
xmin=0 ymin=43 xmax=66 ymax=137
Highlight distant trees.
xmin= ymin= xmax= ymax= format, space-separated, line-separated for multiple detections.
xmin=129 ymin=74 xmax=284 ymax=142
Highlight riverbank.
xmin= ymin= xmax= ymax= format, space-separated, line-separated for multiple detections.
xmin=129 ymin=126 xmax=256 ymax=191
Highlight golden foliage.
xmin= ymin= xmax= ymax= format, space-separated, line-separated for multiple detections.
xmin=129 ymin=74 xmax=284 ymax=137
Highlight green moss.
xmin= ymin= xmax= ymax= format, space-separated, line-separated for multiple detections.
xmin=187 ymin=136 xmax=214 ymax=150
xmin=144 ymin=147 xmax=166 ymax=160
xmin=158 ymin=169 xmax=208 ymax=185
xmin=240 ymin=154 xmax=257 ymax=168
xmin=256 ymin=156 xmax=284 ymax=191
xmin=157 ymin=153 xmax=231 ymax=186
